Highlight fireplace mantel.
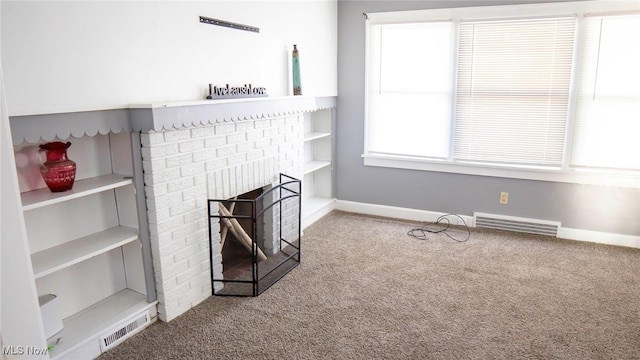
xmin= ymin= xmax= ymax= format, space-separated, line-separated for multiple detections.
xmin=9 ymin=96 xmax=336 ymax=144
xmin=129 ymin=96 xmax=336 ymax=132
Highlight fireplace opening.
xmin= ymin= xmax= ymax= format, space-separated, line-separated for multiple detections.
xmin=209 ymin=174 xmax=301 ymax=296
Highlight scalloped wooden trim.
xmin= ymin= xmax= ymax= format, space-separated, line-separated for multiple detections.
xmin=10 ymin=96 xmax=337 ymax=144
xmin=10 ymin=109 xmax=130 ymax=145
xmin=130 ymin=96 xmax=336 ymax=132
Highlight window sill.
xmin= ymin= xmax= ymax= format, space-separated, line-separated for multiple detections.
xmin=362 ymin=153 xmax=640 ymax=189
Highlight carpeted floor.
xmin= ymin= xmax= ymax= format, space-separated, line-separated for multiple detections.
xmin=99 ymin=211 xmax=640 ymax=359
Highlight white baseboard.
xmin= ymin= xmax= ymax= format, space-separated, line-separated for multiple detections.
xmin=557 ymin=227 xmax=640 ymax=249
xmin=334 ymin=200 xmax=474 ymax=226
xmin=334 ymin=200 xmax=640 ymax=249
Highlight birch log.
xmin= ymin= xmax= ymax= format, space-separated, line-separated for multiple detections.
xmin=218 ymin=203 xmax=267 ymax=261
xmin=219 ymin=200 xmax=237 ymax=248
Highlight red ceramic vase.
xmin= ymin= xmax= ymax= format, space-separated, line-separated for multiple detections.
xmin=39 ymin=141 xmax=76 ymax=192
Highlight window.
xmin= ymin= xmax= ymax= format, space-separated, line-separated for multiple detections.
xmin=454 ymin=17 xmax=575 ymax=166
xmin=364 ymin=2 xmax=640 ymax=187
xmin=367 ymin=21 xmax=453 ymax=159
xmin=571 ymin=14 xmax=640 ymax=171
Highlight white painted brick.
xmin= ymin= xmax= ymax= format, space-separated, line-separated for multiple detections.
xmin=254 ymin=119 xmax=270 ymax=129
xmin=254 ymin=138 xmax=271 ymax=149
xmin=205 ymin=157 xmax=226 ymax=172
xmin=247 ymin=129 xmax=264 ymax=140
xmin=173 ymin=242 xmax=202 ymax=263
xmin=182 ymin=208 xmax=203 ymax=225
xmin=143 ymin=158 xmax=167 ymax=172
xmin=187 ymin=251 xmax=210 ymax=268
xmin=179 ymin=139 xmax=204 ymax=153
xmin=167 ymin=177 xmax=194 ymax=194
xmin=217 ymin=144 xmax=236 ymax=157
xmin=165 ymin=153 xmax=193 ymax=169
xmin=180 ymin=163 xmax=205 ymax=178
xmin=227 ymin=153 xmax=247 ymax=166
xmin=155 ymin=143 xmax=180 ymax=157
xmin=148 ymin=207 xmax=171 ymax=223
xmin=263 ymin=127 xmax=278 ymax=138
xmin=271 ymin=135 xmax=286 ymax=145
xmin=263 ymin=147 xmax=277 ymax=157
xmin=246 ymin=149 xmax=264 ymax=161
xmin=182 ymin=186 xmax=205 ymax=201
xmin=192 ymin=148 xmax=217 ymax=162
xmin=191 ymin=126 xmax=216 ymax=138
xmin=236 ymin=141 xmax=251 ymax=153
xmin=227 ymin=132 xmax=247 ymax=144
xmin=141 ymin=132 xmax=165 ymax=147
xmin=286 ymin=115 xmax=301 ymax=125
xmin=164 ymin=260 xmax=189 ymax=280
xmin=215 ymin=123 xmax=236 ymax=135
xmin=278 ymin=125 xmax=291 ymax=135
xmin=175 ymin=264 xmax=204 ymax=285
xmin=271 ymin=118 xmax=285 ymax=127
xmin=194 ymin=175 xmax=207 ymax=187
xmin=164 ymin=130 xmax=191 ymax=142
xmin=157 ymin=216 xmax=185 ymax=235
xmin=205 ymin=136 xmax=227 ymax=148
xmin=235 ymin=121 xmax=253 ymax=131
xmin=148 ymin=192 xmax=183 ymax=211
xmin=145 ymin=167 xmax=181 ymax=185
xmin=184 ymin=229 xmax=208 ymax=246
xmin=145 ymin=183 xmax=169 ymax=198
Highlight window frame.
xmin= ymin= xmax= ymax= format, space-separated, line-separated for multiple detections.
xmin=363 ymin=1 xmax=640 ymax=188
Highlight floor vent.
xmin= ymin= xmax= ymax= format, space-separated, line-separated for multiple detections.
xmin=474 ymin=212 xmax=560 ymax=237
xmin=99 ymin=311 xmax=151 ymax=352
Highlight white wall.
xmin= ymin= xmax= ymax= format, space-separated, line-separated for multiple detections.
xmin=1 ymin=1 xmax=337 ymax=116
xmin=1 ymin=68 xmax=48 ymax=356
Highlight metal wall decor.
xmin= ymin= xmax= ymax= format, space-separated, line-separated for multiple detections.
xmin=199 ymin=16 xmax=259 ymax=33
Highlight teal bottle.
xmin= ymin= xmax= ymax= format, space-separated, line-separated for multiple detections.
xmin=292 ymin=44 xmax=302 ymax=95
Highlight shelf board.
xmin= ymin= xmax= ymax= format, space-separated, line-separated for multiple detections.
xmin=21 ymin=174 xmax=133 ymax=211
xmin=303 ymin=160 xmax=331 ymax=175
xmin=31 ymin=226 xmax=139 ymax=279
xmin=48 ymin=289 xmax=156 ymax=360
xmin=304 ymin=131 xmax=331 ymax=142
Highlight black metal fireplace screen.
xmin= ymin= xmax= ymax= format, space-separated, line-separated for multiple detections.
xmin=208 ymin=173 xmax=301 ymax=296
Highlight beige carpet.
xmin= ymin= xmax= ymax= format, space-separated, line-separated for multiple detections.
xmin=99 ymin=211 xmax=640 ymax=359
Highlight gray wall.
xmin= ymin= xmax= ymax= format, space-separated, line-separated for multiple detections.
xmin=336 ymin=0 xmax=640 ymax=236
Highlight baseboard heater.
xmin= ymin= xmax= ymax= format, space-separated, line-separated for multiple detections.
xmin=474 ymin=212 xmax=560 ymax=237
xmin=99 ymin=310 xmax=152 ymax=352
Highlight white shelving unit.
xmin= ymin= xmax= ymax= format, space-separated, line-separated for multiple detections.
xmin=302 ymin=107 xmax=335 ymax=229
xmin=14 ymin=132 xmax=157 ymax=359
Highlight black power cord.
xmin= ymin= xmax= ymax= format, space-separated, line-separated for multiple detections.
xmin=407 ymin=213 xmax=471 ymax=243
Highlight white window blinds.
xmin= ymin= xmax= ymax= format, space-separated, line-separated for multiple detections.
xmin=454 ymin=17 xmax=576 ymax=166
xmin=571 ymin=14 xmax=640 ymax=171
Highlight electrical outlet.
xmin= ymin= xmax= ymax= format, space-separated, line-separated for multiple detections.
xmin=500 ymin=192 xmax=509 ymax=205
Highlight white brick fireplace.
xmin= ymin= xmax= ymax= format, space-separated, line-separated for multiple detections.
xmin=130 ymin=97 xmax=334 ymax=321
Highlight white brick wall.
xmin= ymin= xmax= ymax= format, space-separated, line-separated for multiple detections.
xmin=141 ymin=115 xmax=303 ymax=321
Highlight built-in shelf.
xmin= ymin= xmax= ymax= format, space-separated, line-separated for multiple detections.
xmin=304 ymin=132 xmax=331 ymax=142
xmin=303 ymin=160 xmax=331 ymax=175
xmin=31 ymin=226 xmax=139 ymax=279
xmin=48 ymin=289 xmax=156 ymax=360
xmin=21 ymin=174 xmax=133 ymax=211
